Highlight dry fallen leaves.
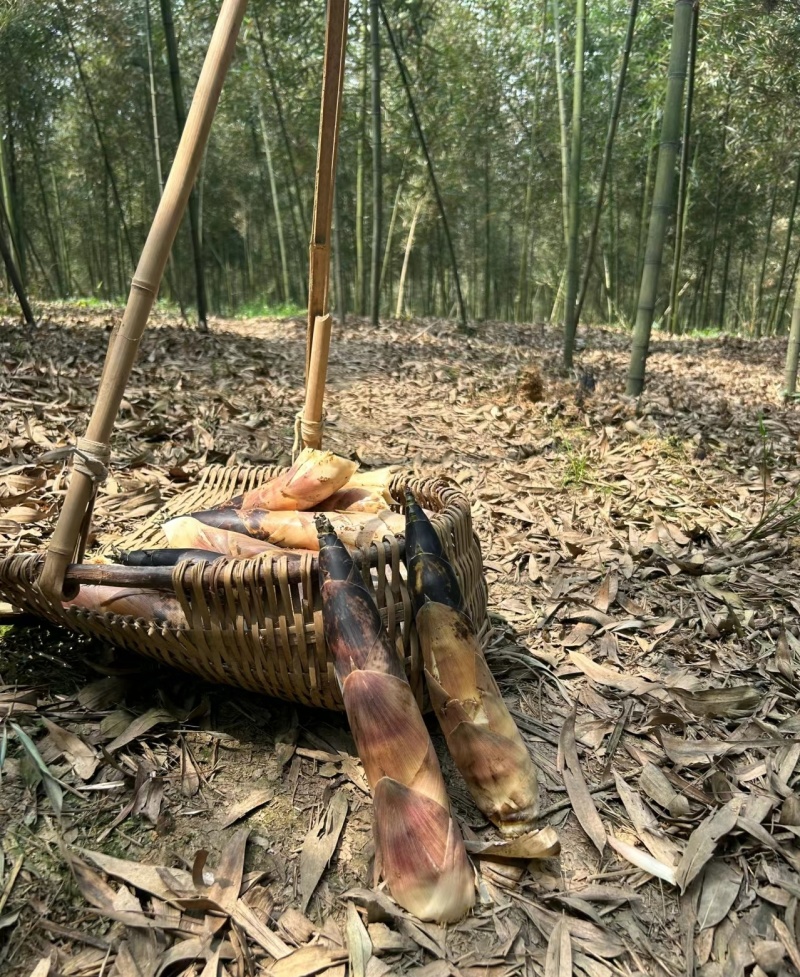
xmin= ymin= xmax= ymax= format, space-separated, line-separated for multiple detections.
xmin=3 ymin=309 xmax=800 ymax=976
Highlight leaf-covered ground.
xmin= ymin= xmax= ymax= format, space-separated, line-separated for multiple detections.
xmin=2 ymin=306 xmax=800 ymax=977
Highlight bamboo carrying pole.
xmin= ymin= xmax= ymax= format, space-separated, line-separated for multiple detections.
xmin=300 ymin=313 xmax=333 ymax=449
xmin=39 ymin=0 xmax=248 ymax=602
xmin=305 ymin=0 xmax=349 ymax=388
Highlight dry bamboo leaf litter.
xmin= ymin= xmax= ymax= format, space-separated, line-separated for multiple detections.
xmin=2 ymin=311 xmax=800 ymax=974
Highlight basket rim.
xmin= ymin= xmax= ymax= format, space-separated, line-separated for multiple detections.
xmin=2 ymin=468 xmax=473 ymax=596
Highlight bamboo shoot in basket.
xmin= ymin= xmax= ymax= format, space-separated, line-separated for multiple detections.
xmin=65 ymin=585 xmax=186 ymax=627
xmin=180 ymin=507 xmax=404 ymax=551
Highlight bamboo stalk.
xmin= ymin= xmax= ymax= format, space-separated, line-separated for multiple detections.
xmin=306 ymin=0 xmax=349 ymax=380
xmin=575 ymin=0 xmax=639 ymax=329
xmin=627 ymin=0 xmax=693 ymax=396
xmin=380 ymin=1 xmax=468 ymax=330
xmin=784 ymin=277 xmax=800 ymax=397
xmin=562 ymin=0 xmax=586 ymax=367
xmin=551 ymin=0 xmax=570 ymax=250
xmin=369 ymin=0 xmax=382 ymax=327
xmin=56 ymin=535 xmax=404 ymax=592
xmin=396 ymin=197 xmax=423 ymax=318
xmin=667 ymin=0 xmax=698 ymax=336
xmin=767 ymin=158 xmax=800 ymax=336
xmin=39 ymin=0 xmax=249 ymax=602
xmin=302 ymin=314 xmax=333 ymax=449
xmin=0 ymin=201 xmax=34 ymax=325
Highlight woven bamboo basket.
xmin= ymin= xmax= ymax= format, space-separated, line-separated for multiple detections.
xmin=0 ymin=467 xmax=488 ymax=710
xmin=0 ymin=0 xmax=491 ymax=710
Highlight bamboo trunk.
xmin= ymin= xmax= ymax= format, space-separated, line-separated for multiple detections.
xmin=755 ymin=178 xmax=779 ymax=337
xmin=1 ymin=111 xmax=24 ymax=282
xmin=0 ymin=203 xmax=34 ymax=324
xmin=515 ymin=1 xmax=547 ymax=323
xmin=145 ymin=0 xmax=186 ymax=320
xmin=551 ymin=0 xmax=570 ymax=250
xmin=396 ymin=197 xmax=423 ymax=318
xmin=355 ymin=13 xmax=368 ymax=315
xmin=562 ymin=0 xmax=586 ymax=366
xmin=717 ymin=189 xmax=738 ymax=331
xmin=784 ymin=276 xmax=800 ymax=396
xmin=700 ymin=97 xmax=730 ymax=329
xmin=633 ymin=102 xmax=658 ymax=318
xmin=58 ymin=2 xmax=136 ymax=269
xmin=575 ymin=0 xmax=639 ymax=329
xmin=160 ymin=0 xmax=209 ymax=330
xmin=379 ymin=165 xmax=405 ymax=303
xmin=333 ymin=183 xmax=346 ymax=325
xmin=667 ymin=1 xmax=698 ymax=336
xmin=256 ymin=98 xmax=291 ymax=303
xmin=627 ymin=0 xmax=693 ymax=396
xmin=253 ymin=11 xmax=309 ymax=236
xmin=767 ymin=158 xmax=800 ymax=336
xmin=380 ymin=1 xmax=468 ymax=329
xmin=26 ymin=124 xmax=65 ymax=297
xmin=483 ymin=147 xmax=491 ymax=320
xmin=369 ymin=0 xmax=382 ymax=327
xmin=305 ymin=0 xmax=349 ymax=385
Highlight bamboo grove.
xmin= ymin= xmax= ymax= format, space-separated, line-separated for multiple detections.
xmin=1 ymin=0 xmax=800 ymax=374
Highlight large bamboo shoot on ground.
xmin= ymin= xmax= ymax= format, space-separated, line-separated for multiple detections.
xmin=178 ymin=507 xmax=404 ymax=551
xmin=404 ymin=491 xmax=540 ymax=836
xmin=316 ymin=514 xmax=474 ymax=922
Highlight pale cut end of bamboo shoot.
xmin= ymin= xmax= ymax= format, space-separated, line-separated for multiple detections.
xmin=241 ymin=448 xmax=358 ymax=511
xmin=373 ymin=776 xmax=475 ymax=922
xmin=416 ymin=601 xmax=540 ymax=836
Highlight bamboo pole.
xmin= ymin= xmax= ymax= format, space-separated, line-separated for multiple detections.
xmin=667 ymin=0 xmax=698 ymax=336
xmin=301 ymin=313 xmax=333 ymax=449
xmin=380 ymin=1 xmax=468 ymax=330
xmin=306 ymin=0 xmax=350 ymax=381
xmin=551 ymin=0 xmax=570 ymax=250
xmin=575 ymin=0 xmax=639 ymax=329
xmin=562 ymin=0 xmax=586 ymax=367
xmin=39 ymin=0 xmax=249 ymax=602
xmin=784 ymin=276 xmax=800 ymax=397
xmin=626 ymin=0 xmax=693 ymax=396
xmin=0 ymin=203 xmax=34 ymax=325
xmin=57 ymin=536 xmax=402 ymax=591
xmin=369 ymin=0 xmax=383 ymax=327
xmin=160 ymin=0 xmax=209 ymax=330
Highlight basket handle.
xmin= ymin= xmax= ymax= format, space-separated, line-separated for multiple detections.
xmin=303 ymin=0 xmax=349 ymax=449
xmin=38 ymin=0 xmax=248 ymax=602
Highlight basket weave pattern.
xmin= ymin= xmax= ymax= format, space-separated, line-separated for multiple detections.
xmin=0 ymin=465 xmax=489 ymax=710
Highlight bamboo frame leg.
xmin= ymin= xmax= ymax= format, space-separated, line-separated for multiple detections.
xmin=300 ymin=314 xmax=333 ymax=449
xmin=39 ymin=0 xmax=249 ymax=602
xmin=305 ymin=0 xmax=349 ymax=382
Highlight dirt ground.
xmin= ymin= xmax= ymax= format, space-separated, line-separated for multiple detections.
xmin=2 ymin=306 xmax=800 ymax=977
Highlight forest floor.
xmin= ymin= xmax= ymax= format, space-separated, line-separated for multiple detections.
xmin=1 ymin=305 xmax=800 ymax=977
